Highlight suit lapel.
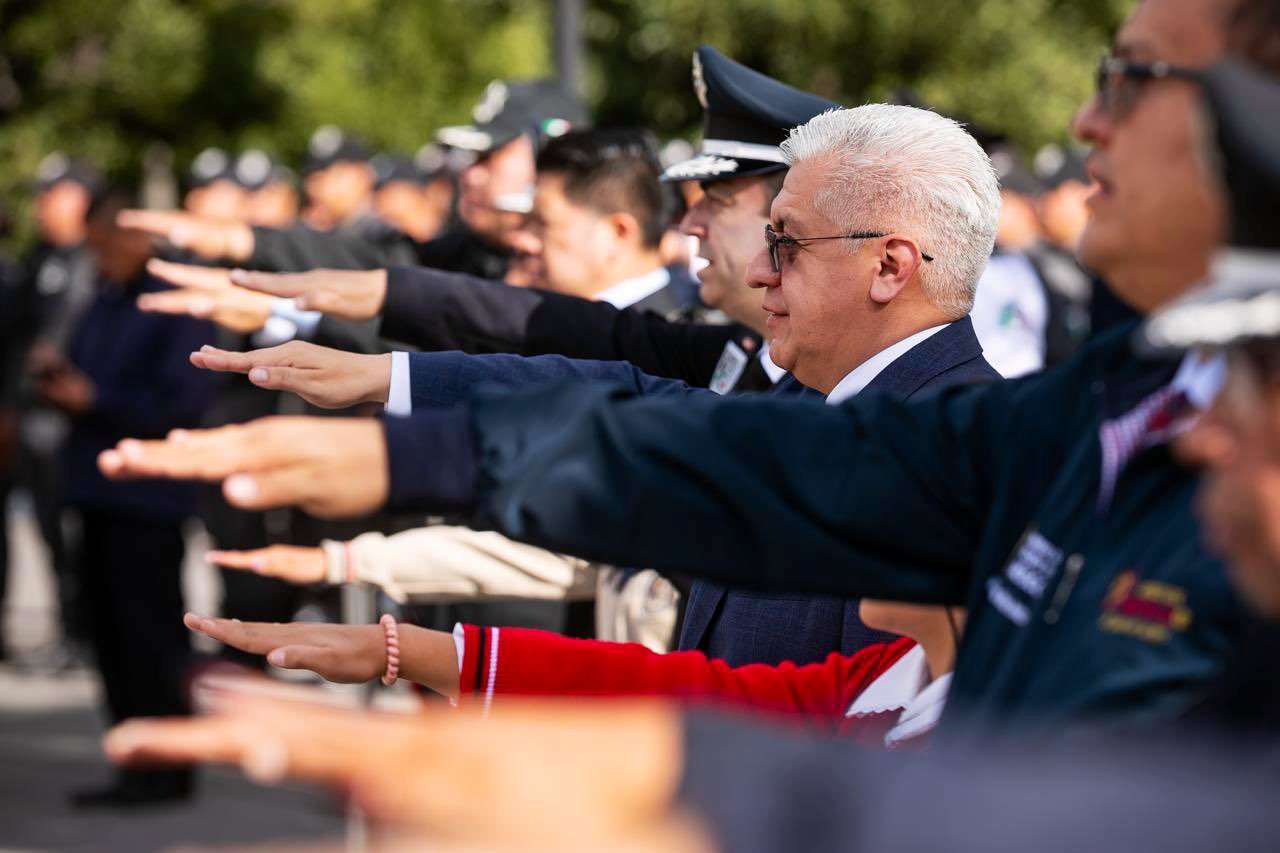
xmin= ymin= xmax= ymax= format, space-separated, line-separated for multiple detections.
xmin=677 ymin=580 xmax=728 ymax=651
xmin=862 ymin=317 xmax=984 ymax=398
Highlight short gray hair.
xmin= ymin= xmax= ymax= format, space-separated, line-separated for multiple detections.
xmin=781 ymin=105 xmax=1000 ymax=318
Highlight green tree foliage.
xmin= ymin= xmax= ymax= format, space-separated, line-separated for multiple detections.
xmin=0 ymin=0 xmax=1130 ymax=247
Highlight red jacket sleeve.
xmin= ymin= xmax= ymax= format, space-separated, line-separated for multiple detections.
xmin=458 ymin=624 xmax=916 ymax=730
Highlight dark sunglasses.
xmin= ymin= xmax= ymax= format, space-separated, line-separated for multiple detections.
xmin=1094 ymin=55 xmax=1202 ymax=120
xmin=764 ymin=224 xmax=934 ymax=273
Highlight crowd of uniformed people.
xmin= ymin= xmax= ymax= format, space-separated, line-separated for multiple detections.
xmin=4 ymin=0 xmax=1280 ymax=848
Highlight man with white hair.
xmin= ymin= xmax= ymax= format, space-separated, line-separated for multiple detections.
xmin=168 ymin=102 xmax=1001 ymax=670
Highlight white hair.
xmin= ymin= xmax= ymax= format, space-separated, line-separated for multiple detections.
xmin=781 ymin=105 xmax=1000 ymax=318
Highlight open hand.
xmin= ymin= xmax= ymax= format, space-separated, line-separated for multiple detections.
xmin=207 ymin=544 xmax=327 ymax=585
xmin=117 ymin=209 xmax=255 ymax=261
xmin=190 ymin=340 xmax=391 ymax=409
xmin=97 ymin=415 xmax=388 ymax=518
xmin=226 ymin=268 xmax=388 ymax=322
xmin=140 ymin=259 xmax=274 ymax=333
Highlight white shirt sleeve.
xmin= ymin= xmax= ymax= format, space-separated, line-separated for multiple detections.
xmin=385 ymin=351 xmax=412 ymax=416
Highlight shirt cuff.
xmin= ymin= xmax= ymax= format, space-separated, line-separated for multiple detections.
xmin=385 ymin=351 xmax=412 ymax=416
xmin=271 ymin=297 xmax=324 ymax=340
xmin=452 ymin=622 xmax=466 ymax=674
xmin=380 ymin=406 xmax=478 ymax=513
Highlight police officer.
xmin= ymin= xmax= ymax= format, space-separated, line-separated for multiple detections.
xmin=0 ymin=154 xmax=100 ymax=666
xmin=118 ymin=82 xmax=587 ymax=280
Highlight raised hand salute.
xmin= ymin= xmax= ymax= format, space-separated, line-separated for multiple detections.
xmin=97 ymin=416 xmax=388 ymax=518
xmin=117 ymin=209 xmax=256 ymax=262
xmin=138 ymin=259 xmax=275 ymax=333
xmin=225 ymin=266 xmax=388 ymax=321
xmin=190 ymin=341 xmax=391 ymax=409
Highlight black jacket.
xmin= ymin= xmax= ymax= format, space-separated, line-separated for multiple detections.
xmin=380 ymin=265 xmax=768 ymax=392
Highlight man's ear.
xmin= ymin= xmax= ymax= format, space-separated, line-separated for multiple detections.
xmin=605 ymin=211 xmax=641 ymax=246
xmin=867 ymin=237 xmax=924 ymax=305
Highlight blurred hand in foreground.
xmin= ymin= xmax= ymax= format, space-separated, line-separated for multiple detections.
xmin=117 ymin=209 xmax=255 ymax=262
xmin=140 ymin=259 xmax=274 ymax=333
xmin=97 ymin=416 xmax=387 ymax=518
xmin=207 ymin=544 xmax=327 ymax=585
xmin=103 ymin=680 xmax=692 ymax=848
xmin=226 ymin=268 xmax=388 ymax=322
xmin=190 ymin=341 xmax=391 ymax=409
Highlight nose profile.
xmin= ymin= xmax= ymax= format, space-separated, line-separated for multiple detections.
xmin=746 ymin=245 xmax=779 ymax=290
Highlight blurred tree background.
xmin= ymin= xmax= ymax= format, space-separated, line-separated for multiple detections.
xmin=0 ymin=0 xmax=1130 ymax=246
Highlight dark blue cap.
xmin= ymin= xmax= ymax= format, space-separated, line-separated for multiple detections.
xmin=661 ymin=46 xmax=841 ymax=184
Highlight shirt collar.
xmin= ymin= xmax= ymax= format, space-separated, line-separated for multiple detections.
xmin=846 ymin=644 xmax=932 ymax=717
xmin=594 ymin=267 xmax=671 ymax=309
xmin=1171 ymin=349 xmax=1227 ymax=411
xmin=758 ymin=342 xmax=789 ymax=384
xmin=845 ymin=644 xmax=952 ymax=749
xmin=825 ymin=324 xmax=950 ymax=406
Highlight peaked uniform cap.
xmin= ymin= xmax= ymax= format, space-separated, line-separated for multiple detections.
xmin=437 ymin=79 xmax=589 ymax=155
xmin=1141 ymin=59 xmax=1280 ymax=352
xmin=662 ymin=46 xmax=840 ymax=183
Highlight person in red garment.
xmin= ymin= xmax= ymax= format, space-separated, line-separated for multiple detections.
xmin=181 ymin=598 xmax=962 ymax=751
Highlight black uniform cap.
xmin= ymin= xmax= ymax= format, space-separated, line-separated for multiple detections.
xmin=437 ymin=79 xmax=588 ymax=155
xmin=234 ymin=149 xmax=282 ymax=191
xmin=304 ymin=126 xmax=371 ymax=174
xmin=188 ymin=147 xmax=240 ymax=188
xmin=372 ymin=153 xmax=426 ymax=189
xmin=661 ymin=46 xmax=841 ymax=184
xmin=1141 ymin=59 xmax=1280 ymax=352
xmin=31 ymin=152 xmax=101 ymax=194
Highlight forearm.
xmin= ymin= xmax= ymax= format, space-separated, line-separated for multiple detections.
xmin=323 ymin=527 xmax=594 ymax=603
xmin=407 ymin=351 xmax=700 ymax=410
xmin=458 ymin=624 xmax=890 ymax=725
xmin=396 ymin=624 xmax=461 ymax=701
xmin=381 ymin=377 xmax=1012 ymax=603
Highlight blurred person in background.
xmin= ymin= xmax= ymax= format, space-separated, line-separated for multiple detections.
xmin=371 ymin=152 xmax=444 ymax=242
xmin=117 ymin=81 xmax=587 ymax=282
xmin=0 ymin=154 xmax=99 ymax=668
xmin=55 ymin=190 xmax=215 ymax=807
xmin=183 ymin=147 xmax=250 ymax=221
xmin=299 ymin=126 xmax=377 ymax=231
xmin=236 ymin=149 xmax=301 ymax=229
xmin=967 ymin=142 xmax=1051 ymax=377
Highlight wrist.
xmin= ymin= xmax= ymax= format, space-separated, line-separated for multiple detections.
xmin=226 ymin=223 xmax=255 ymax=261
xmin=365 ymin=353 xmax=393 ymax=404
xmin=370 ymin=270 xmax=389 ymax=316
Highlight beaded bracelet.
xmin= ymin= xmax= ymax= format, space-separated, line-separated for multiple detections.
xmin=379 ymin=614 xmax=400 ymax=686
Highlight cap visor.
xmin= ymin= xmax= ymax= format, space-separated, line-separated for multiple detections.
xmin=660 ymin=155 xmax=786 ymax=184
xmin=1140 ymin=249 xmax=1280 ymax=353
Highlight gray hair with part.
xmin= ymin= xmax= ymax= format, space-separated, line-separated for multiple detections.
xmin=781 ymin=104 xmax=1000 ymax=318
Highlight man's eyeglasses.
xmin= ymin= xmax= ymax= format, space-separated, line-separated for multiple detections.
xmin=764 ymin=224 xmax=934 ymax=273
xmin=1094 ymin=56 xmax=1202 ymax=121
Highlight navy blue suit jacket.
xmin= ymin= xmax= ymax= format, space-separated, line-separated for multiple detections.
xmin=677 ymin=318 xmax=999 ymax=667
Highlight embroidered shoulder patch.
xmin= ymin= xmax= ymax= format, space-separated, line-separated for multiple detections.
xmin=1098 ymin=570 xmax=1193 ymax=644
xmin=709 ymin=340 xmax=749 ymax=395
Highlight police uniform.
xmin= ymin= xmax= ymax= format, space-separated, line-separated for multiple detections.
xmin=0 ymin=155 xmax=100 ymax=653
xmin=374 ymin=47 xmax=841 ymax=395
xmin=247 ymin=88 xmax=587 ymax=279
